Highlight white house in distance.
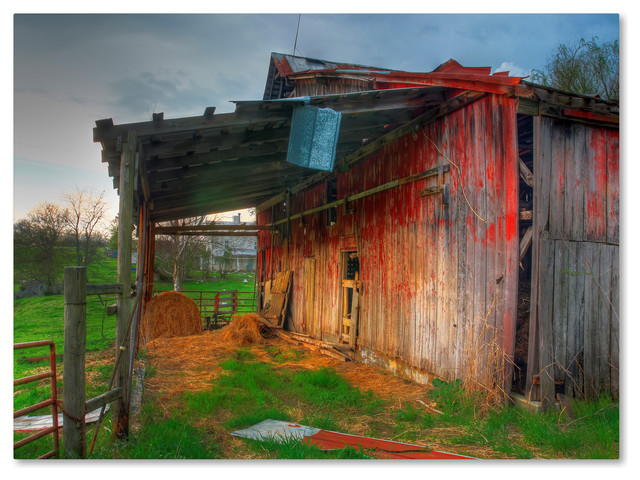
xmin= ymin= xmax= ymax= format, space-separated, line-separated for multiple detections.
xmin=208 ymin=213 xmax=257 ymax=273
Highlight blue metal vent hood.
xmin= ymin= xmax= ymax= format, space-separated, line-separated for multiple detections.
xmin=286 ymin=104 xmax=342 ymax=171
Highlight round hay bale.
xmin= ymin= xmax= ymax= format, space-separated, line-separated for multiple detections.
xmin=140 ymin=291 xmax=203 ymax=344
xmin=220 ymin=313 xmax=264 ymax=346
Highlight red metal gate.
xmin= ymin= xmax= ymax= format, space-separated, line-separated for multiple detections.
xmin=13 ymin=341 xmax=60 ymax=459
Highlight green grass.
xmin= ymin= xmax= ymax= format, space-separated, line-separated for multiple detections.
xmin=242 ymin=436 xmax=371 ymax=459
xmin=415 ymin=379 xmax=619 ymax=459
xmin=13 ymin=249 xmax=619 ymax=459
xmin=116 ymin=409 xmax=221 ymax=459
xmin=154 ymin=271 xmax=256 ymax=293
xmin=180 ymin=353 xmax=385 ymax=459
xmin=183 ymin=354 xmax=384 ymax=434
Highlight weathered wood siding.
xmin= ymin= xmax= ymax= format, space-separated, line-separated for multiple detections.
xmin=258 ymin=94 xmax=520 ymax=389
xmin=530 ymin=116 xmax=619 ymax=401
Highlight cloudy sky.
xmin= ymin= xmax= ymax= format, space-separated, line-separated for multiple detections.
xmin=11 ymin=10 xmax=623 ymax=224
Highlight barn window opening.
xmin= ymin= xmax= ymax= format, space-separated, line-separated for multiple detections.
xmin=340 ymin=251 xmax=360 ymax=344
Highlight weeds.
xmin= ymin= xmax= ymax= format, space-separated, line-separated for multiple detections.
xmin=425 ymin=378 xmax=619 ymax=459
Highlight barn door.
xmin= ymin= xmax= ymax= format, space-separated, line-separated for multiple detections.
xmin=340 ymin=251 xmax=360 ymax=347
xmin=303 ymin=257 xmax=316 ymax=336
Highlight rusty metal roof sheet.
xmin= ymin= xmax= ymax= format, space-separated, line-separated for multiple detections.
xmin=265 ymin=53 xmax=524 ymax=99
xmin=231 ymin=419 xmax=475 ymax=459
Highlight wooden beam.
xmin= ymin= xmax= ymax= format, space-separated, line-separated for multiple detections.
xmin=147 ymin=153 xmax=294 ymax=184
xmin=519 ymin=226 xmax=533 ymax=262
xmin=63 ymin=266 xmax=87 ymax=458
xmin=150 ymin=195 xmax=269 ymax=222
xmin=155 ymin=224 xmax=276 ymax=233
xmin=86 ymin=283 xmax=124 ymax=295
xmin=272 ymin=164 xmax=450 ymax=226
xmin=138 ymin=144 xmax=151 ymax=202
xmin=519 ymin=157 xmax=534 ymax=188
xmin=150 ymin=184 xmax=291 ymax=213
xmin=156 ymin=231 xmax=265 ymax=237
xmin=94 ymin=108 xmax=294 ymax=143
xmin=561 ymin=108 xmax=619 ymax=125
xmin=149 ymin=171 xmax=300 ymax=200
xmin=114 ymin=130 xmax=136 ymax=440
xmin=85 ymin=387 xmax=123 ymax=413
xmin=256 ymin=192 xmax=287 ymax=214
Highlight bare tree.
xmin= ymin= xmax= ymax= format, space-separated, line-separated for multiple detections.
xmin=155 ymin=216 xmax=209 ymax=291
xmin=14 ymin=202 xmax=69 ymax=286
xmin=531 ymin=36 xmax=619 ymax=101
xmin=63 ymin=189 xmax=110 ymax=266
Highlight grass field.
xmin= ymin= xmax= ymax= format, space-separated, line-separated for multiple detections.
xmin=13 ymin=251 xmax=619 ymax=460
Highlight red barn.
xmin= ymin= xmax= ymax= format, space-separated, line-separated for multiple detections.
xmin=95 ymin=53 xmax=619 ymax=409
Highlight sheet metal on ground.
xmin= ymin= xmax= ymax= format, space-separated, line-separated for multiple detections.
xmin=14 ymin=405 xmax=108 ymax=431
xmin=231 ymin=419 xmax=474 ymax=459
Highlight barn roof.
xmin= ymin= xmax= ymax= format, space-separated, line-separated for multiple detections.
xmin=263 ymin=52 xmax=523 ymax=99
xmin=94 ymin=54 xmax=617 ymax=223
xmin=94 ymin=85 xmax=480 ymax=221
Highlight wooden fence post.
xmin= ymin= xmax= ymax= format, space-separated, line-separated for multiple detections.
xmin=63 ymin=266 xmax=87 ymax=458
xmin=113 ymin=130 xmax=136 ymax=439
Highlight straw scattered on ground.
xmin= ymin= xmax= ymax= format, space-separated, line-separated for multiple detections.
xmin=219 ymin=313 xmax=266 ymax=346
xmin=140 ymin=322 xmax=517 ymax=458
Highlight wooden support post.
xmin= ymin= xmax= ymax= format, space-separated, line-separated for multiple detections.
xmin=114 ymin=130 xmax=136 ymax=440
xmin=63 ymin=266 xmax=87 ymax=458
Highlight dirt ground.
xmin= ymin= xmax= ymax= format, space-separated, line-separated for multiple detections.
xmin=143 ymin=328 xmax=428 ymax=409
xmin=138 ymin=326 xmax=512 ymax=459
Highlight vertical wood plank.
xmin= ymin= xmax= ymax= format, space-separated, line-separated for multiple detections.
xmin=597 ymin=244 xmax=613 ymax=395
xmin=606 ymin=132 xmax=620 ymax=245
xmin=526 ymin=115 xmax=548 ymax=400
xmin=304 ymin=257 xmax=316 ymax=336
xmin=483 ymin=97 xmax=498 ymax=384
xmin=452 ymin=106 xmax=467 ymax=379
xmin=498 ymin=95 xmax=519 ymax=397
xmin=538 ymin=233 xmax=556 ymax=409
xmin=583 ymin=242 xmax=601 ymax=398
xmin=609 ymin=245 xmax=619 ymax=398
xmin=584 ymin=128 xmax=607 ymax=242
xmin=568 ymin=124 xmax=586 ymax=241
xmin=566 ymin=240 xmax=586 ymax=398
xmin=415 ymin=139 xmax=427 ymax=370
xmin=551 ymin=240 xmax=569 ymax=387
xmin=446 ymin=114 xmax=459 ymax=380
xmin=114 ymin=130 xmax=136 ymax=440
xmin=459 ymin=107 xmax=477 ymax=385
xmin=548 ymin=120 xmax=565 ymax=239
xmin=435 ymin=114 xmax=452 ymax=377
xmin=425 ymin=128 xmax=439 ymax=373
xmin=63 ymin=266 xmax=87 ymax=458
xmin=472 ymin=100 xmax=488 ymax=385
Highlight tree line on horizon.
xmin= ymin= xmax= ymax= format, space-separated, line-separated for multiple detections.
xmin=13 ymin=193 xmax=245 ymax=294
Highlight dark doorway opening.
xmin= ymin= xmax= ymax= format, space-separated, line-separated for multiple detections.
xmin=514 ymin=114 xmax=534 ymax=395
xmin=340 ymin=251 xmax=360 ymax=346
